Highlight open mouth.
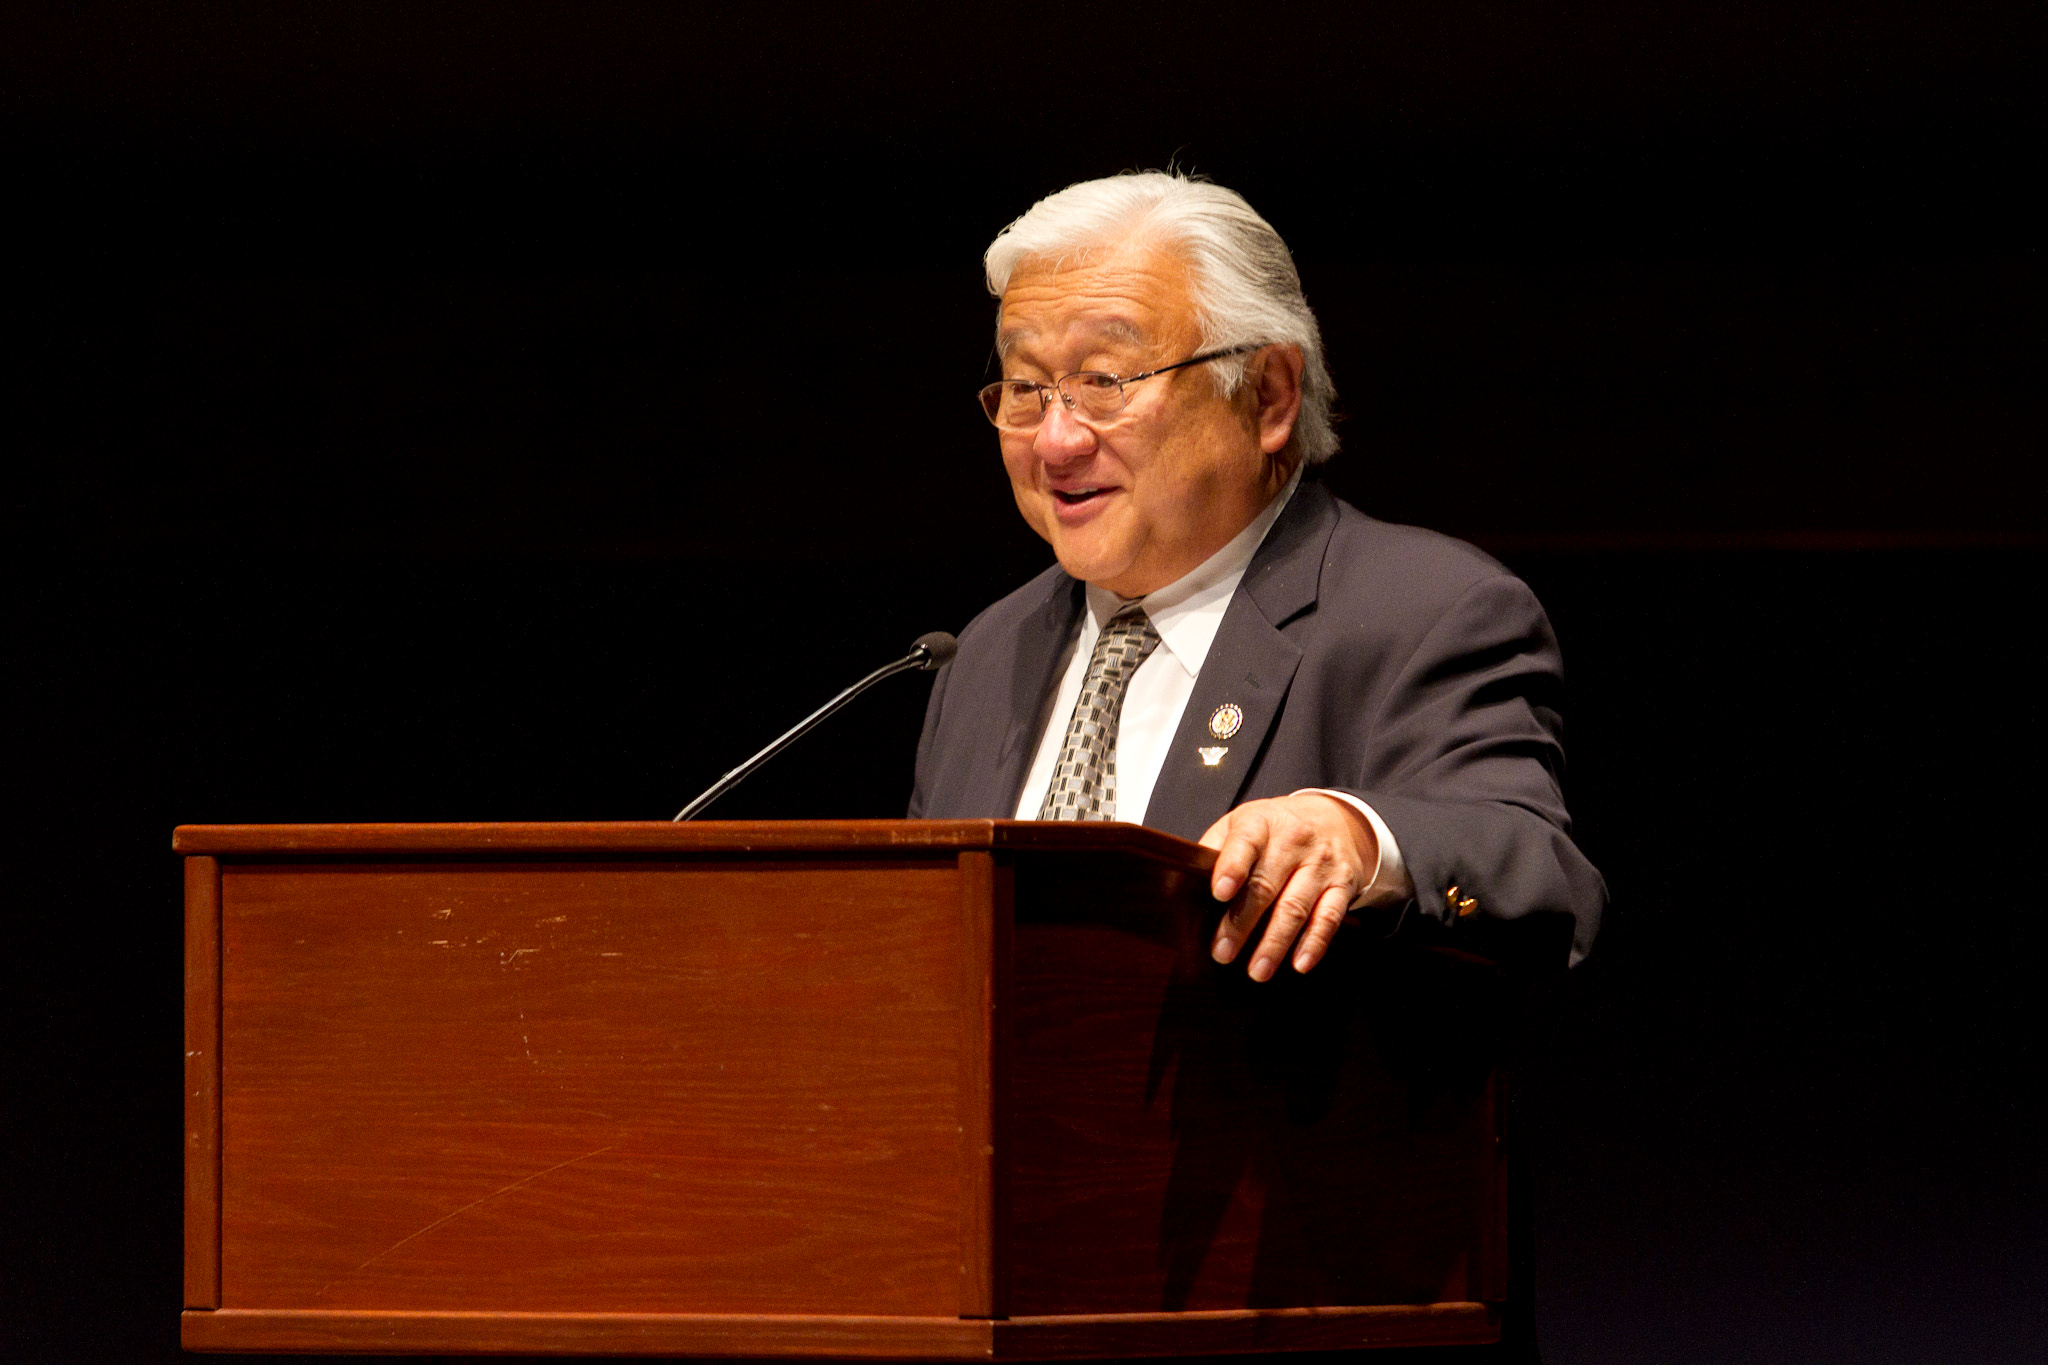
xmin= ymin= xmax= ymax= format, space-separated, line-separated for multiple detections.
xmin=1053 ymin=487 xmax=1111 ymax=506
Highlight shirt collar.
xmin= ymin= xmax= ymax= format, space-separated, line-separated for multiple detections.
xmin=1084 ymin=465 xmax=1304 ymax=679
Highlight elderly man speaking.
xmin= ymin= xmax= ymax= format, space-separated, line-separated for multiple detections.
xmin=911 ymin=172 xmax=1604 ymax=979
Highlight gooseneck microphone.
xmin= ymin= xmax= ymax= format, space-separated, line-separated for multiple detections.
xmin=671 ymin=631 xmax=959 ymax=822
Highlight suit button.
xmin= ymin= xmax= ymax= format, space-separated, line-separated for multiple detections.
xmin=1444 ymin=884 xmax=1480 ymax=919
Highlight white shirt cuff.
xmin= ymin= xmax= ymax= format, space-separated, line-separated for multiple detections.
xmin=1297 ymin=789 xmax=1415 ymax=909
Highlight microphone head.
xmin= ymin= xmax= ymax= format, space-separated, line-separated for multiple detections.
xmin=911 ymin=631 xmax=959 ymax=670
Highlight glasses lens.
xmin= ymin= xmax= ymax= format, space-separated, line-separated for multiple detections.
xmin=981 ymin=380 xmax=1048 ymax=429
xmin=1061 ymin=372 xmax=1125 ymax=422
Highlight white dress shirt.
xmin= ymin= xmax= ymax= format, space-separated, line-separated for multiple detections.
xmin=1014 ymin=471 xmax=1414 ymax=907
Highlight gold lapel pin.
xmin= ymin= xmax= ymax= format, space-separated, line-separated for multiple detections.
xmin=1197 ymin=746 xmax=1229 ymax=767
xmin=1209 ymin=703 xmax=1243 ymax=739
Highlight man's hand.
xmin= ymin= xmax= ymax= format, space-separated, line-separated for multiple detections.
xmin=1200 ymin=793 xmax=1378 ymax=981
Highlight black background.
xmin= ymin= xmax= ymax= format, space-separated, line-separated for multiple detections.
xmin=3 ymin=4 xmax=2042 ymax=1361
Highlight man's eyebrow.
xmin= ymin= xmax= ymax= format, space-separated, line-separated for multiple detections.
xmin=1100 ymin=319 xmax=1144 ymax=347
xmin=995 ymin=317 xmax=1147 ymax=358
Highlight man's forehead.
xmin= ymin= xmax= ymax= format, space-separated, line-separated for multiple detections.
xmin=995 ymin=244 xmax=1195 ymax=355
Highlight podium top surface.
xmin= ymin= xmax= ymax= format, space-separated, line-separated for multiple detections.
xmin=171 ymin=818 xmax=1215 ymax=868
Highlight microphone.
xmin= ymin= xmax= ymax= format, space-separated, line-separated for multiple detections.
xmin=672 ymin=631 xmax=959 ymax=822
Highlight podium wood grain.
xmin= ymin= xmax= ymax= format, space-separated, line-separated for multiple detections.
xmin=179 ymin=820 xmax=1504 ymax=1357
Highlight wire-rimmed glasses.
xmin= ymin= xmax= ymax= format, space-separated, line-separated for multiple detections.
xmin=977 ymin=344 xmax=1263 ymax=431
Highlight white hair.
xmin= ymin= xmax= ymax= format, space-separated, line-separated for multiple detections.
xmin=983 ymin=171 xmax=1339 ymax=464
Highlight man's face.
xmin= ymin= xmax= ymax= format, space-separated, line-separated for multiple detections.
xmin=995 ymin=240 xmax=1294 ymax=598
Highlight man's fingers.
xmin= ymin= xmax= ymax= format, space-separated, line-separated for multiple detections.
xmin=1208 ymin=814 xmax=1282 ymax=964
xmin=1289 ymin=884 xmax=1354 ymax=974
xmin=1205 ymin=797 xmax=1365 ymax=975
xmin=1245 ymin=863 xmax=1338 ymax=982
xmin=1206 ymin=811 xmax=1267 ymax=903
xmin=1211 ymin=855 xmax=1286 ymax=964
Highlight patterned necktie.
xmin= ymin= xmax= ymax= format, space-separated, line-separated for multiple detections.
xmin=1038 ymin=604 xmax=1163 ymax=821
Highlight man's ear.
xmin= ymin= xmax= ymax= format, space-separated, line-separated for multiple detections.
xmin=1251 ymin=344 xmax=1305 ymax=455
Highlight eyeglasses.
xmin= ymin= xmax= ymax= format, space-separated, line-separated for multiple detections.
xmin=977 ymin=344 xmax=1264 ymax=431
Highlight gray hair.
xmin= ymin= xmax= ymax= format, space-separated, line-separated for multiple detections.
xmin=983 ymin=171 xmax=1339 ymax=464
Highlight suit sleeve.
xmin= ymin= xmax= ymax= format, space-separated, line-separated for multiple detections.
xmin=1337 ymin=573 xmax=1605 ymax=966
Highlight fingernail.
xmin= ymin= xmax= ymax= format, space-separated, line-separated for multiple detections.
xmin=1214 ymin=876 xmax=1238 ymax=900
xmin=1294 ymin=950 xmax=1315 ymax=972
xmin=1212 ymin=936 xmax=1234 ymax=964
xmin=1250 ymin=956 xmax=1274 ymax=982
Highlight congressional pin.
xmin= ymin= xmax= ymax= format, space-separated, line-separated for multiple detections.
xmin=1197 ymin=746 xmax=1230 ymax=767
xmin=1208 ymin=703 xmax=1244 ymax=739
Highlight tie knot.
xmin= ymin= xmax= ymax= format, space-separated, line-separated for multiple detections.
xmin=1103 ymin=602 xmax=1156 ymax=640
xmin=1089 ymin=605 xmax=1161 ymax=680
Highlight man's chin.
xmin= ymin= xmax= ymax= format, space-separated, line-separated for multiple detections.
xmin=1051 ymin=544 xmax=1126 ymax=590
xmin=1051 ymin=543 xmax=1155 ymax=597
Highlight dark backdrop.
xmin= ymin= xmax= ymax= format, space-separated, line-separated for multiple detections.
xmin=4 ymin=5 xmax=2041 ymax=1362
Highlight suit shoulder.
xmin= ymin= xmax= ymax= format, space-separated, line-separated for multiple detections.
xmin=955 ymin=561 xmax=1074 ymax=644
xmin=1322 ymin=497 xmax=1524 ymax=609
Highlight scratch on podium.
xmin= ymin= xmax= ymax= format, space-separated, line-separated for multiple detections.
xmin=325 ymin=1145 xmax=617 ymax=1288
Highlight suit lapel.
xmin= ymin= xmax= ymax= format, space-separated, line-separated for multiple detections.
xmin=1139 ymin=481 xmax=1339 ymax=841
xmin=975 ymin=569 xmax=1084 ymax=817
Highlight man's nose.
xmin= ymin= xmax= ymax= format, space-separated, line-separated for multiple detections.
xmin=1033 ymin=398 xmax=1098 ymax=463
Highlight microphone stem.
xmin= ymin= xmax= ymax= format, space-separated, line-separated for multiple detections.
xmin=672 ymin=650 xmax=931 ymax=822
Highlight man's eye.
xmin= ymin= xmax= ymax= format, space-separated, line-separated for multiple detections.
xmin=995 ymin=382 xmax=1046 ymax=418
xmin=1070 ymin=373 xmax=1120 ymax=392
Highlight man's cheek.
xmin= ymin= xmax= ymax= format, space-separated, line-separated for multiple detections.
xmin=1007 ymin=480 xmax=1055 ymax=541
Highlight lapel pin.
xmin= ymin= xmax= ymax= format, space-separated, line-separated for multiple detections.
xmin=1198 ymin=746 xmax=1229 ymax=767
xmin=1209 ymin=703 xmax=1244 ymax=739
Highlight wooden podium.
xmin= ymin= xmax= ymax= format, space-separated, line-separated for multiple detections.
xmin=179 ymin=820 xmax=1506 ymax=1357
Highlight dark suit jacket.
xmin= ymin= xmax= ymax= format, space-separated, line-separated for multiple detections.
xmin=910 ymin=478 xmax=1605 ymax=964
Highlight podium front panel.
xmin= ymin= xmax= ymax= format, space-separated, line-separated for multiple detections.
xmin=218 ymin=856 xmax=970 ymax=1315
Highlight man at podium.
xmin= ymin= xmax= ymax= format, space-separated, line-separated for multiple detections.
xmin=911 ymin=171 xmax=1604 ymax=977
xmin=180 ymin=179 xmax=1588 ymax=1347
